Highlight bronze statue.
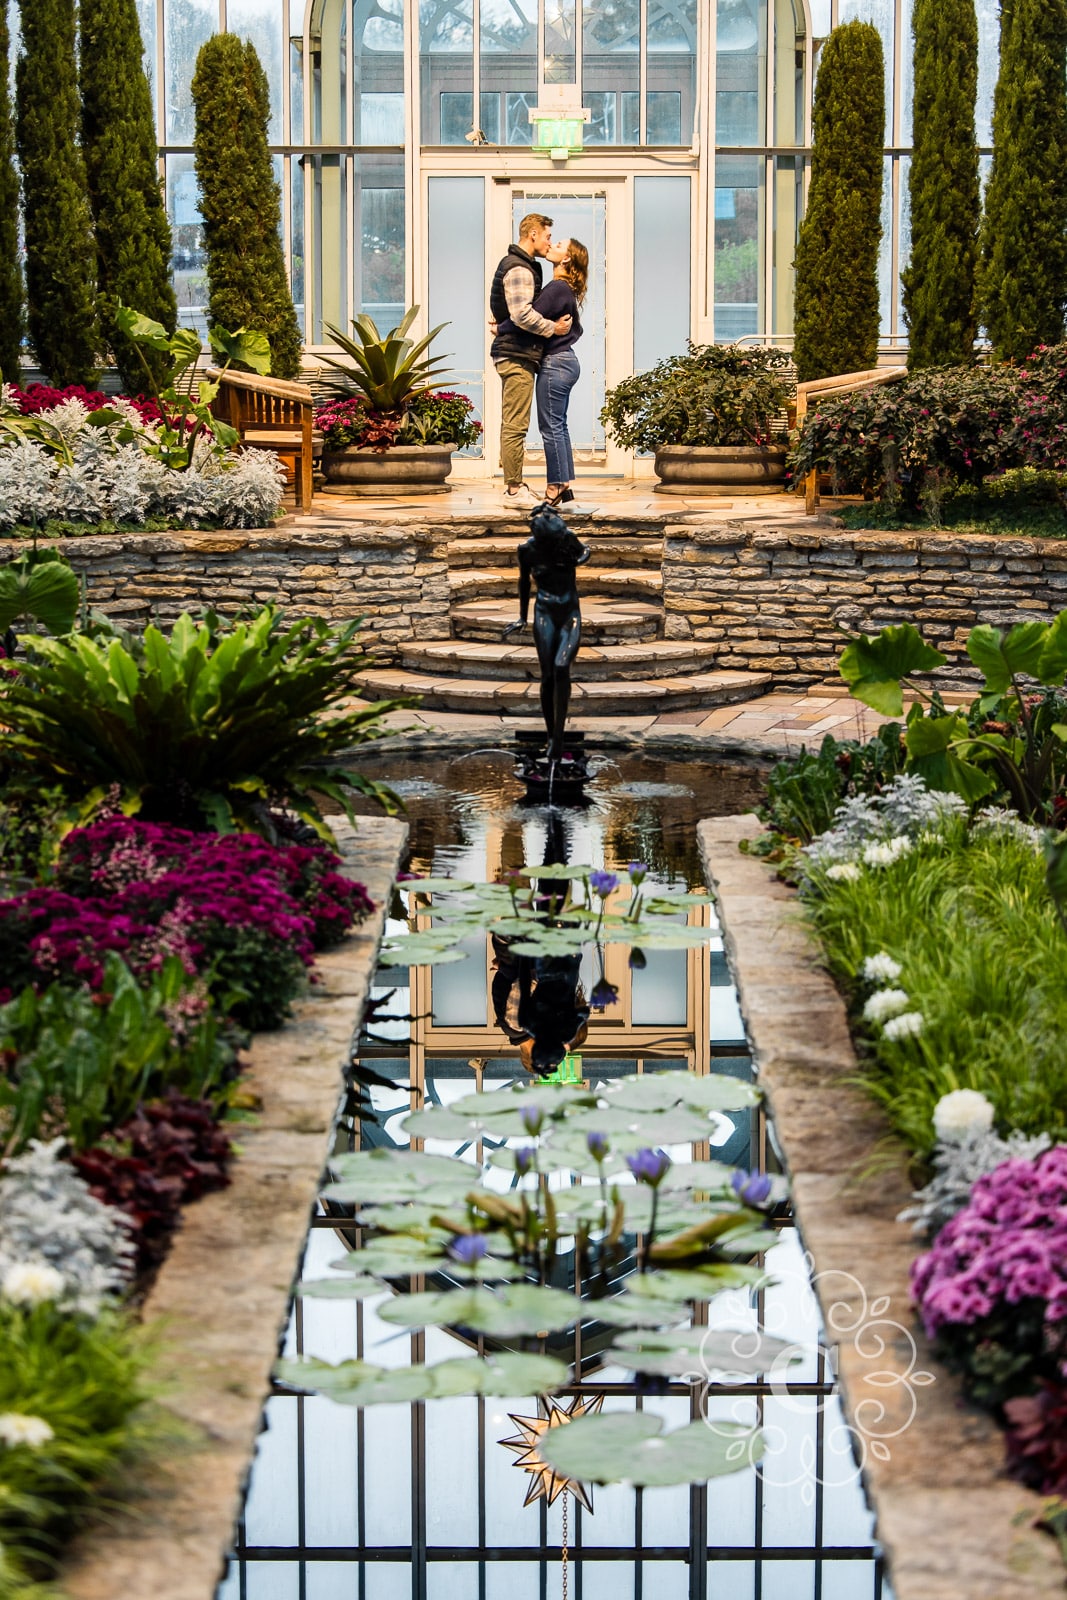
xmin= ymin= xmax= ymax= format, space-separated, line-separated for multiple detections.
xmin=503 ymin=505 xmax=592 ymax=764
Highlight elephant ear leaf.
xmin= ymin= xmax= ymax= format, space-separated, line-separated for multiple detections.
xmin=905 ymin=708 xmax=996 ymax=803
xmin=0 ymin=559 xmax=80 ymax=635
xmin=1037 ymin=609 xmax=1067 ymax=687
xmin=838 ymin=624 xmax=946 ymax=716
xmin=966 ymin=620 xmax=1047 ymax=697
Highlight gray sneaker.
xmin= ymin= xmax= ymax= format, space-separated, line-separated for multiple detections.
xmin=502 ymin=482 xmax=541 ymax=508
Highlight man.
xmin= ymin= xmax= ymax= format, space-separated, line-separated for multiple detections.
xmin=490 ymin=213 xmax=572 ymax=506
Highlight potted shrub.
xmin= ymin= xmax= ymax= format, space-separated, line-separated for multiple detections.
xmin=600 ymin=342 xmax=793 ymax=493
xmin=317 ymin=308 xmax=481 ymax=494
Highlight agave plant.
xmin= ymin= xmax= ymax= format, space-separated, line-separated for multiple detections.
xmin=321 ymin=306 xmax=453 ymax=414
xmin=0 ymin=606 xmax=409 ymax=837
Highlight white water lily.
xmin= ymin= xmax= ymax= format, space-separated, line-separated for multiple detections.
xmin=933 ymin=1089 xmax=995 ymax=1144
xmin=862 ymin=951 xmax=903 ymax=984
xmin=2 ymin=1260 xmax=65 ymax=1307
xmin=882 ymin=1011 xmax=924 ymax=1041
xmin=862 ymin=988 xmax=911 ymax=1024
xmin=0 ymin=1413 xmax=55 ymax=1449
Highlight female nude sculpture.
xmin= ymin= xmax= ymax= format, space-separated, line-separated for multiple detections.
xmin=503 ymin=505 xmax=591 ymax=763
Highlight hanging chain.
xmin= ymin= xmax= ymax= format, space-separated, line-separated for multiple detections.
xmin=561 ymin=1490 xmax=569 ymax=1600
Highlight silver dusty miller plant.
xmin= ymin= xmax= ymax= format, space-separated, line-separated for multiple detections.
xmin=802 ymin=774 xmax=967 ymax=873
xmin=0 ymin=1138 xmax=136 ymax=1315
xmin=899 ymin=1128 xmax=1053 ymax=1240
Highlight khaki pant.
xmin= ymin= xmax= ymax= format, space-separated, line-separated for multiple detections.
xmin=495 ymin=359 xmax=536 ymax=487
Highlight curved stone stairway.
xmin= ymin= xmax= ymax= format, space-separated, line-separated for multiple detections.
xmin=357 ymin=526 xmax=771 ymax=716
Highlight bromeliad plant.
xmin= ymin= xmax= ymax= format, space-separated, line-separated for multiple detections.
xmin=319 ymin=307 xmax=467 ymax=454
xmin=0 ymin=607 xmax=406 ymax=836
xmin=837 ymin=616 xmax=1067 ymax=821
xmin=278 ymin=1068 xmax=797 ymax=1489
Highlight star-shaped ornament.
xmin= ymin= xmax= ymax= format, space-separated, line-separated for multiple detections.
xmin=499 ymin=1393 xmax=605 ymax=1512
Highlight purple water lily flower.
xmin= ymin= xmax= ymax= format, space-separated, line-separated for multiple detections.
xmin=448 ymin=1234 xmax=488 ymax=1267
xmin=586 ymin=1131 xmax=610 ymax=1162
xmin=589 ymin=977 xmax=619 ymax=1012
xmin=513 ymin=1145 xmax=537 ymax=1176
xmin=589 ymin=870 xmax=619 ymax=898
xmin=730 ymin=1168 xmax=774 ymax=1207
xmin=626 ymin=1148 xmax=672 ymax=1187
xmin=627 ymin=862 xmax=648 ymax=885
xmin=520 ymin=1104 xmax=543 ymax=1136
xmin=628 ymin=947 xmax=647 ymax=970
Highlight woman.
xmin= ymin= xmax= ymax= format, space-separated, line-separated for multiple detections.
xmin=495 ymin=237 xmax=592 ymax=510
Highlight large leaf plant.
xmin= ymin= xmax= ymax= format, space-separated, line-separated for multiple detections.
xmin=321 ymin=306 xmax=452 ymax=414
xmin=838 ymin=617 xmax=1067 ymax=820
xmin=0 ymin=605 xmax=408 ymax=837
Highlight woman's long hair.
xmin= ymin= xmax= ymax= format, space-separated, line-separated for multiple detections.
xmin=562 ymin=238 xmax=589 ymax=306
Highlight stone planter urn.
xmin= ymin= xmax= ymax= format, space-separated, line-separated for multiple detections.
xmin=653 ymin=443 xmax=789 ymax=495
xmin=320 ymin=442 xmax=456 ymax=495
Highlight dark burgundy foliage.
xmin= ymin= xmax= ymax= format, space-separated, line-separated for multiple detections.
xmin=1004 ymin=1380 xmax=1067 ymax=1497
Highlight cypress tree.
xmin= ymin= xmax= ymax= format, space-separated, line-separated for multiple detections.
xmin=902 ymin=0 xmax=980 ymax=369
xmin=15 ymin=0 xmax=98 ymax=385
xmin=192 ymin=34 xmax=301 ymax=379
xmin=977 ymin=0 xmax=1067 ymax=361
xmin=0 ymin=5 xmax=22 ymax=383
xmin=81 ymin=0 xmax=178 ymax=392
xmin=793 ymin=21 xmax=885 ymax=385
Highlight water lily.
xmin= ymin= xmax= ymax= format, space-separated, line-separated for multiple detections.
xmin=589 ymin=870 xmax=619 ymax=898
xmin=627 ymin=862 xmax=648 ymax=885
xmin=513 ymin=1145 xmax=537 ymax=1177
xmin=589 ymin=976 xmax=619 ymax=1012
xmin=520 ymin=1105 xmax=543 ymax=1136
xmin=626 ymin=1148 xmax=671 ymax=1187
xmin=730 ymin=1168 xmax=773 ymax=1207
xmin=586 ymin=1131 xmax=609 ymax=1162
xmin=628 ymin=947 xmax=647 ymax=970
xmin=448 ymin=1234 xmax=488 ymax=1268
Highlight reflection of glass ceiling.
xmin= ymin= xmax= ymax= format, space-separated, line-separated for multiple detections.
xmin=218 ymin=757 xmax=893 ymax=1600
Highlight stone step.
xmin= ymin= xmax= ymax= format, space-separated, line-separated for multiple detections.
xmin=450 ymin=565 xmax=662 ymax=602
xmin=355 ymin=667 xmax=771 ymax=716
xmin=451 ymin=596 xmax=663 ymax=644
xmin=397 ymin=638 xmax=721 ymax=682
xmin=448 ymin=534 xmax=663 ymax=570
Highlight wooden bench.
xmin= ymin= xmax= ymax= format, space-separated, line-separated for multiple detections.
xmin=794 ymin=365 xmax=909 ymax=512
xmin=207 ymin=367 xmax=315 ymax=510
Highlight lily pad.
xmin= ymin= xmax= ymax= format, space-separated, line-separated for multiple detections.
xmin=378 ymin=943 xmax=469 ymax=967
xmin=296 ymin=1275 xmax=385 ymax=1300
xmin=509 ymin=931 xmax=590 ymax=957
xmin=563 ymin=1104 xmax=715 ymax=1143
xmin=398 ymin=877 xmax=476 ymax=894
xmin=639 ymin=1264 xmax=772 ymax=1300
xmin=326 ymin=1149 xmax=476 ymax=1206
xmin=611 ymin=1326 xmax=803 ymax=1379
xmin=400 ymin=1107 xmax=487 ymax=1140
xmin=516 ymin=863 xmax=592 ymax=880
xmin=606 ymin=1074 xmax=760 ymax=1115
xmin=583 ymin=1294 xmax=691 ymax=1329
xmin=377 ymin=1282 xmax=584 ymax=1336
xmin=537 ymin=1412 xmax=764 ymax=1487
xmin=276 ymin=1351 xmax=569 ymax=1406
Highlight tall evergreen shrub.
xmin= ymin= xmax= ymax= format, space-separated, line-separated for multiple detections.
xmin=80 ymin=0 xmax=178 ymax=391
xmin=15 ymin=0 xmax=98 ymax=385
xmin=793 ymin=21 xmax=885 ymax=385
xmin=902 ymin=0 xmax=980 ymax=369
xmin=0 ymin=6 xmax=22 ymax=382
xmin=192 ymin=34 xmax=301 ymax=379
xmin=978 ymin=0 xmax=1067 ymax=361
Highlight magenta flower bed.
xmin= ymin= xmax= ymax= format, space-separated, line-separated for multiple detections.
xmin=10 ymin=382 xmax=164 ymax=426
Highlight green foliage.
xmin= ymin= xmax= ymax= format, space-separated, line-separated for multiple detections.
xmin=838 ymin=617 xmax=1067 ymax=820
xmin=760 ymin=724 xmax=907 ymax=845
xmin=600 ymin=343 xmax=793 ymax=453
xmin=902 ymin=0 xmax=980 ymax=369
xmin=805 ymin=822 xmax=1067 ymax=1154
xmin=79 ymin=0 xmax=177 ymax=393
xmin=0 ymin=607 xmax=405 ymax=837
xmin=832 ymin=473 xmax=1067 ymax=539
xmin=200 ymin=922 xmax=307 ymax=1033
xmin=793 ymin=21 xmax=885 ymax=384
xmin=0 ymin=955 xmax=233 ymax=1155
xmin=0 ymin=548 xmax=80 ymax=637
xmin=0 ymin=1301 xmax=152 ymax=1585
xmin=15 ymin=0 xmax=99 ymax=386
xmin=399 ymin=390 xmax=482 ymax=450
xmin=191 ymin=34 xmax=302 ymax=380
xmin=0 ymin=785 xmax=66 ymax=884
xmin=978 ymin=0 xmax=1067 ymax=361
xmin=0 ymin=6 xmax=23 ymax=382
xmin=321 ymin=307 xmax=453 ymax=411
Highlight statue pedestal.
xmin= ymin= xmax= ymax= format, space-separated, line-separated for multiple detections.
xmin=514 ymin=731 xmax=592 ymax=798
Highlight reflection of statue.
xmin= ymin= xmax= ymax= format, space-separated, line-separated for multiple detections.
xmin=503 ymin=506 xmax=591 ymax=764
xmin=491 ymin=936 xmax=589 ymax=1076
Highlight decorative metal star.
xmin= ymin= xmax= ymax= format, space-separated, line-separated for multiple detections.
xmin=499 ymin=1393 xmax=604 ymax=1512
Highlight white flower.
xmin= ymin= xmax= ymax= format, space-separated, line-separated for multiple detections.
xmin=882 ymin=1011 xmax=924 ymax=1041
xmin=825 ymin=861 xmax=862 ymax=882
xmin=862 ymin=835 xmax=912 ymax=868
xmin=0 ymin=1412 xmax=55 ymax=1449
xmin=933 ymin=1089 xmax=995 ymax=1144
xmin=862 ymin=988 xmax=911 ymax=1024
xmin=2 ymin=1261 xmax=65 ymax=1307
xmin=862 ymin=951 xmax=903 ymax=984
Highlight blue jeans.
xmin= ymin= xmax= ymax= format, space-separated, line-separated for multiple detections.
xmin=536 ymin=351 xmax=580 ymax=484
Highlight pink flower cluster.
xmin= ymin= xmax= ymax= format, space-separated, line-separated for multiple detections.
xmin=911 ymin=1146 xmax=1067 ymax=1343
xmin=9 ymin=382 xmax=163 ymax=426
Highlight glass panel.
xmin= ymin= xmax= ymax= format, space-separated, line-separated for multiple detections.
xmin=634 ymin=176 xmax=690 ymax=370
xmin=228 ymin=0 xmax=284 ymax=144
xmin=976 ymin=0 xmax=999 ymax=146
xmin=771 ymin=153 xmax=800 ymax=335
xmin=428 ymin=175 xmax=486 ymax=458
xmin=877 ymin=152 xmax=892 ymax=337
xmin=358 ymin=154 xmax=405 ymax=325
xmin=357 ymin=0 xmax=404 ymax=144
xmin=713 ymin=155 xmax=760 ymax=339
xmin=648 ymin=0 xmax=697 ymax=143
xmin=583 ymin=0 xmax=639 ymax=145
xmin=646 ymin=89 xmax=682 ymax=143
xmin=167 ymin=153 xmax=209 ymax=340
xmin=630 ymin=949 xmax=687 ymax=1023
xmin=895 ymin=152 xmax=911 ymax=342
xmin=715 ymin=0 xmax=764 ymax=145
xmin=134 ymin=0 xmax=157 ymax=121
xmin=165 ymin=0 xmax=218 ymax=143
xmin=900 ymin=0 xmax=914 ymax=145
xmin=291 ymin=152 xmax=306 ymax=338
xmin=420 ymin=0 xmax=474 ymax=144
xmin=482 ymin=0 xmax=537 ymax=145
xmin=544 ymin=0 xmax=577 ymax=84
xmin=773 ymin=0 xmax=804 ymax=144
xmin=839 ymin=0 xmax=894 ymax=136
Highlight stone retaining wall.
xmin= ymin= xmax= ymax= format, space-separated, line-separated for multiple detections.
xmin=664 ymin=525 xmax=1067 ymax=688
xmin=55 ymin=526 xmax=453 ymax=652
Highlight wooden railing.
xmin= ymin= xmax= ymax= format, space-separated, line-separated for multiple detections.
xmin=207 ymin=367 xmax=315 ymax=510
xmin=794 ymin=365 xmax=908 ymax=512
